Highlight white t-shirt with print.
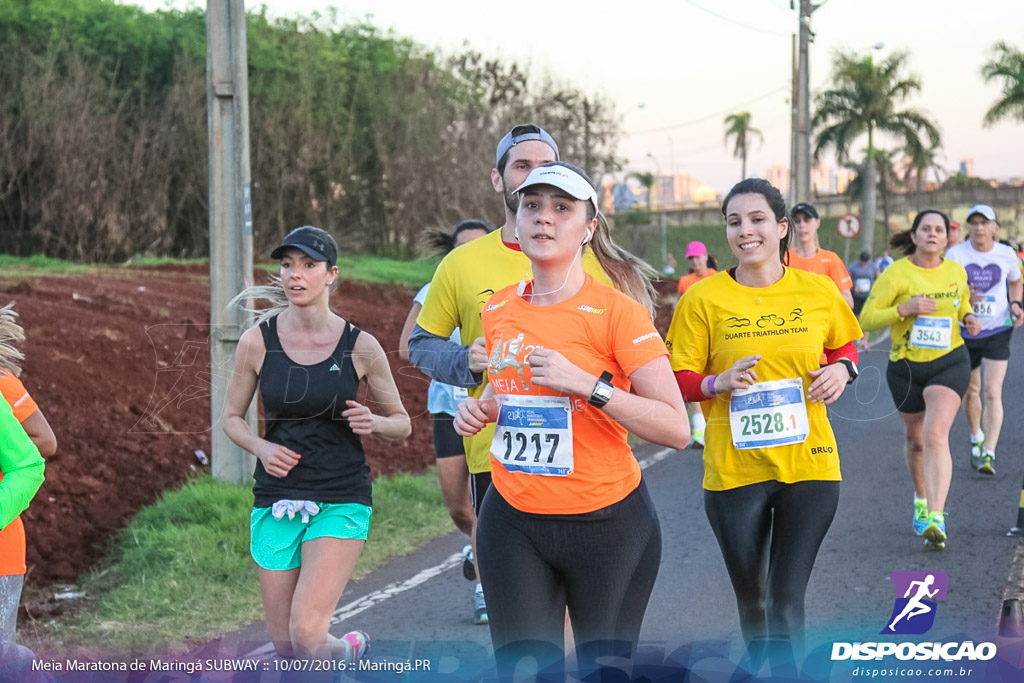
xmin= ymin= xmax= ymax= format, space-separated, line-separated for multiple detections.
xmin=945 ymin=241 xmax=1022 ymax=338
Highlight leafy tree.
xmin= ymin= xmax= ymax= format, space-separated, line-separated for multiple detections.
xmin=812 ymin=51 xmax=940 ymax=255
xmin=723 ymin=112 xmax=762 ymax=180
xmin=902 ymin=137 xmax=945 ymax=210
xmin=981 ymin=41 xmax=1024 ymax=126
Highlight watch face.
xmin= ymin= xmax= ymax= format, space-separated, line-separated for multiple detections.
xmin=595 ymin=384 xmax=614 ymax=400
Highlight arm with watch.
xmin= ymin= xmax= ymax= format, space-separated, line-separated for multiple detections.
xmin=454 ymin=348 xmax=689 ymax=451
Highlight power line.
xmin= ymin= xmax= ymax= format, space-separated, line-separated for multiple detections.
xmin=683 ymin=0 xmax=792 ymax=37
xmin=630 ymin=85 xmax=790 ymax=135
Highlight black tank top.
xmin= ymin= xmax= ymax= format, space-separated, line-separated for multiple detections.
xmin=253 ymin=316 xmax=370 ymax=508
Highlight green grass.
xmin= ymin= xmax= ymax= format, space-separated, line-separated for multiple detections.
xmin=33 ymin=469 xmax=452 ymax=655
xmin=255 ymin=255 xmax=439 ymax=287
xmin=0 ymin=253 xmax=95 ymax=274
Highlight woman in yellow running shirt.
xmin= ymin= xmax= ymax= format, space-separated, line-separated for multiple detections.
xmin=859 ymin=210 xmax=981 ymax=550
xmin=667 ymin=178 xmax=862 ymax=661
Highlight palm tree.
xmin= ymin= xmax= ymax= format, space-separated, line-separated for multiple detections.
xmin=723 ymin=112 xmax=762 ymax=180
xmin=981 ymin=41 xmax=1024 ymax=126
xmin=812 ymin=51 xmax=940 ymax=255
xmin=844 ymin=149 xmax=897 ymax=240
xmin=902 ymin=137 xmax=946 ymax=210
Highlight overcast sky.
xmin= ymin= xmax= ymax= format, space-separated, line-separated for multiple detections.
xmin=132 ymin=0 xmax=1024 ymax=193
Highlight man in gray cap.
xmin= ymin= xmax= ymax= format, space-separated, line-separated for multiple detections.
xmin=946 ymin=204 xmax=1023 ymax=475
xmin=408 ymin=124 xmax=615 ymax=627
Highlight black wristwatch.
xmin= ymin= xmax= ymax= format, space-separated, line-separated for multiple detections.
xmin=835 ymin=358 xmax=859 ymax=384
xmin=1011 ymin=300 xmax=1023 ymax=311
xmin=588 ymin=371 xmax=615 ymax=408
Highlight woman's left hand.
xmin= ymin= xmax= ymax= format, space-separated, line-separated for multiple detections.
xmin=342 ymin=400 xmax=375 ymax=435
xmin=806 ymin=364 xmax=850 ymax=405
xmin=526 ymin=348 xmax=589 ymax=395
xmin=964 ymin=314 xmax=982 ymax=336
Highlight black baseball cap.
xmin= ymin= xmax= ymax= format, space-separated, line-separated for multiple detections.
xmin=270 ymin=226 xmax=337 ymax=267
xmin=790 ymin=202 xmax=819 ymax=220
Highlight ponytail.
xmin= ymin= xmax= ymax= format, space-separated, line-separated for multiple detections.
xmin=0 ymin=302 xmax=26 ymax=376
xmin=587 ymin=209 xmax=658 ymax=318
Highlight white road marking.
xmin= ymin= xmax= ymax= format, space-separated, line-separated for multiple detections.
xmin=243 ymin=447 xmax=677 ymax=658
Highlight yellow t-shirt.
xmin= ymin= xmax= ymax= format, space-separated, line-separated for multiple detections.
xmin=858 ymin=257 xmax=973 ymax=363
xmin=416 ymin=229 xmax=610 ymax=473
xmin=666 ymin=268 xmax=862 ymax=491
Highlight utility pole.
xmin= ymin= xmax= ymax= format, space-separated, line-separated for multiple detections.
xmin=789 ymin=32 xmax=798 ymax=206
xmin=207 ymin=0 xmax=255 ymax=484
xmin=583 ymin=97 xmax=593 ymax=179
xmin=792 ymin=0 xmax=819 ymax=205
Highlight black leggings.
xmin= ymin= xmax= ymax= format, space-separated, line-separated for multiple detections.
xmin=704 ymin=480 xmax=840 ymax=646
xmin=477 ymin=480 xmax=661 ymax=679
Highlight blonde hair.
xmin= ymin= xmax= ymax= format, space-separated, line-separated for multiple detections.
xmin=588 ymin=211 xmax=658 ymax=318
xmin=230 ymin=265 xmax=340 ymax=326
xmin=0 ymin=302 xmax=26 ymax=376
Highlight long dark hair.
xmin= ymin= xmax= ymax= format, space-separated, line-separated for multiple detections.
xmin=419 ymin=219 xmax=492 ymax=257
xmin=721 ymin=178 xmax=792 ymax=264
xmin=890 ymin=209 xmax=950 ymax=255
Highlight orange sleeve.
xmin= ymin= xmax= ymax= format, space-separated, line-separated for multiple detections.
xmin=608 ymin=297 xmax=668 ymax=375
xmin=0 ymin=371 xmax=38 ymax=423
xmin=677 ymin=275 xmax=688 ymax=293
xmin=828 ymin=253 xmax=853 ymax=291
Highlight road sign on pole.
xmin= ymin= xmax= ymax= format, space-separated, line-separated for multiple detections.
xmin=837 ymin=214 xmax=861 ymax=240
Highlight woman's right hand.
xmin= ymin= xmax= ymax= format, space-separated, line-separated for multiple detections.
xmin=714 ymin=355 xmax=762 ymax=393
xmin=454 ymin=397 xmax=497 ymax=437
xmin=897 ymin=295 xmax=937 ymax=317
xmin=255 ymin=441 xmax=301 ymax=478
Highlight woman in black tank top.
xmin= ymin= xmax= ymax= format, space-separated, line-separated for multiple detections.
xmin=222 ymin=226 xmax=410 ymax=661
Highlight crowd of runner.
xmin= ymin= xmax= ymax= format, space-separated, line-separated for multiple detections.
xmin=2 ymin=122 xmax=1021 ymax=679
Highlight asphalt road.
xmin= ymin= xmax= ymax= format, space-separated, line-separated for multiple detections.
xmin=223 ymin=331 xmax=1024 ymax=681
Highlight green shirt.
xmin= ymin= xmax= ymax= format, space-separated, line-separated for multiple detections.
xmin=0 ymin=396 xmax=44 ymax=530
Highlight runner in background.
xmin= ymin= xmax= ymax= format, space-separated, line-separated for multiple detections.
xmin=0 ymin=304 xmax=47 ymax=674
xmin=677 ymin=241 xmax=719 ymax=447
xmin=455 ymin=162 xmax=687 ymax=680
xmin=787 ymin=202 xmax=855 ymax=309
xmin=859 ymin=210 xmax=981 ymax=550
xmin=847 ymin=251 xmax=877 ymax=350
xmin=945 ymin=204 xmax=1023 ymax=476
xmin=668 ymin=179 xmax=861 ymax=664
xmin=399 ymin=218 xmax=491 ymax=624
xmin=946 ymin=221 xmax=962 ymax=249
xmin=223 ymin=226 xmax=411 ymax=662
xmin=876 ymin=250 xmax=895 ymax=274
xmin=408 ymin=125 xmax=610 ymax=637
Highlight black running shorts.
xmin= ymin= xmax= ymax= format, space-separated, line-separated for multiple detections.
xmin=963 ymin=328 xmax=1012 ymax=369
xmin=886 ymin=345 xmax=971 ymax=414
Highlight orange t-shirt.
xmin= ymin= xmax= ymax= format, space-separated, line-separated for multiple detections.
xmin=787 ymin=248 xmax=853 ymax=292
xmin=678 ymin=268 xmax=718 ymax=293
xmin=481 ymin=275 xmax=667 ymax=514
xmin=0 ymin=369 xmax=37 ymax=576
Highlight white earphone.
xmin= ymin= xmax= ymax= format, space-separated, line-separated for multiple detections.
xmin=514 ymin=226 xmax=520 ymax=241
xmin=582 ymin=228 xmax=593 ymax=245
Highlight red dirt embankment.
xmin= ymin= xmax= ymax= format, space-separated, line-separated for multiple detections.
xmin=2 ymin=265 xmax=678 ymax=586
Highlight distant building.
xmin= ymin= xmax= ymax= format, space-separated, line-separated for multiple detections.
xmin=655 ymin=173 xmax=718 ymax=204
xmin=766 ymin=163 xmax=790 ymax=193
xmin=811 ymin=162 xmax=836 ymax=195
xmin=959 ymin=159 xmax=975 ymax=177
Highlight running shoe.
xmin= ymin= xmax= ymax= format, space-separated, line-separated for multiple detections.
xmin=979 ymin=452 xmax=996 ymax=476
xmin=969 ymin=434 xmax=987 ymax=472
xmin=473 ymin=588 xmax=488 ymax=625
xmin=913 ymin=500 xmax=929 ymax=536
xmin=922 ymin=513 xmax=946 ymax=551
xmin=339 ymin=629 xmax=371 ymax=663
xmin=462 ymin=544 xmax=475 ymax=581
xmin=691 ymin=429 xmax=705 ymax=449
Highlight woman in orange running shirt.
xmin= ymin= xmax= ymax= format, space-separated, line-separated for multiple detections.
xmin=455 ymin=162 xmax=687 ymax=679
xmin=787 ymin=202 xmax=855 ymax=308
